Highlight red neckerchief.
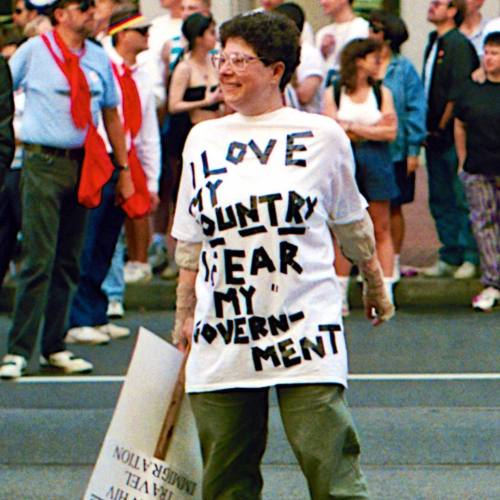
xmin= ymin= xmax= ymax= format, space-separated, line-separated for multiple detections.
xmin=111 ymin=61 xmax=151 ymax=218
xmin=42 ymin=30 xmax=114 ymax=208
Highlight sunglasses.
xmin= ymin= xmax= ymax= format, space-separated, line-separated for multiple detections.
xmin=65 ymin=0 xmax=95 ymax=12
xmin=125 ymin=26 xmax=149 ymax=36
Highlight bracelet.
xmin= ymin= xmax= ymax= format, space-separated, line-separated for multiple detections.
xmin=118 ymin=164 xmax=130 ymax=171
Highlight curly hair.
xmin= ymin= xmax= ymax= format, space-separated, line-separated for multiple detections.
xmin=339 ymin=38 xmax=382 ymax=93
xmin=219 ymin=11 xmax=301 ymax=91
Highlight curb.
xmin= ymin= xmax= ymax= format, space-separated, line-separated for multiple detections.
xmin=0 ymin=277 xmax=485 ymax=313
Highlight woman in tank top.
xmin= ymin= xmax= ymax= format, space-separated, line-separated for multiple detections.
xmin=323 ymin=38 xmax=399 ymax=314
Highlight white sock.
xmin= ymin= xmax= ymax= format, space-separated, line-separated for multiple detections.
xmin=383 ymin=278 xmax=394 ymax=305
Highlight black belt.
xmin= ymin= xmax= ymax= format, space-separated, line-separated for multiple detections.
xmin=23 ymin=143 xmax=84 ymax=160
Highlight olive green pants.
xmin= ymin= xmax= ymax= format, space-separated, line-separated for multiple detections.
xmin=190 ymin=384 xmax=369 ymax=500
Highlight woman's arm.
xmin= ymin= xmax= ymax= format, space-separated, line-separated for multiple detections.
xmin=168 ymin=62 xmax=221 ymax=114
xmin=322 ymin=85 xmax=338 ymax=119
xmin=172 ymin=240 xmax=202 ymax=350
xmin=454 ymin=118 xmax=467 ymax=172
xmin=349 ymin=86 xmax=398 ymax=142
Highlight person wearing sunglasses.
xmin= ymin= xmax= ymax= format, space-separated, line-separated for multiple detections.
xmin=0 ymin=0 xmax=131 ymax=379
xmin=368 ymin=11 xmax=427 ymax=283
xmin=65 ymin=7 xmax=161 ymax=346
xmin=12 ymin=0 xmax=38 ymax=30
xmin=422 ymin=0 xmax=480 ymax=279
xmin=171 ymin=11 xmax=394 ymax=499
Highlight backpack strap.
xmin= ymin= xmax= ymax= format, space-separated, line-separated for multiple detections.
xmin=373 ymin=80 xmax=383 ymax=109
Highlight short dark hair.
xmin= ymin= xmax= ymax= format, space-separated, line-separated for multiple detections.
xmin=369 ymin=10 xmax=408 ymax=53
xmin=339 ymin=38 xmax=382 ymax=92
xmin=182 ymin=12 xmax=214 ymax=51
xmin=449 ymin=0 xmax=466 ymax=27
xmin=484 ymin=31 xmax=500 ymax=47
xmin=273 ymin=2 xmax=305 ymax=33
xmin=219 ymin=11 xmax=301 ymax=91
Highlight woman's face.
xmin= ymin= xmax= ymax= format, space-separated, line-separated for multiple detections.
xmin=198 ymin=23 xmax=217 ymax=51
xmin=356 ymin=51 xmax=381 ymax=79
xmin=217 ymin=37 xmax=281 ymax=115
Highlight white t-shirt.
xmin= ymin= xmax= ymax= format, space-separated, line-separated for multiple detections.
xmin=480 ymin=17 xmax=500 ymax=57
xmin=296 ymin=42 xmax=326 ymax=114
xmin=137 ymin=13 xmax=183 ymax=107
xmin=316 ymin=17 xmax=369 ymax=72
xmin=172 ymin=107 xmax=367 ymax=393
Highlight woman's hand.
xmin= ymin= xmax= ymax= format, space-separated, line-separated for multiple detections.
xmin=149 ymin=192 xmax=160 ymax=213
xmin=205 ymin=85 xmax=224 ymax=106
xmin=406 ymin=156 xmax=420 ymax=175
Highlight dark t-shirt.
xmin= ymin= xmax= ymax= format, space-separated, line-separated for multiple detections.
xmin=455 ymin=80 xmax=500 ymax=175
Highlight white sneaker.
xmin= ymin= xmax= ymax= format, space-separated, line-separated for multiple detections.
xmin=107 ymin=300 xmax=124 ymax=319
xmin=148 ymin=240 xmax=168 ymax=271
xmin=422 ymin=260 xmax=457 ymax=277
xmin=96 ymin=323 xmax=130 ymax=339
xmin=124 ymin=261 xmax=153 ymax=284
xmin=0 ymin=354 xmax=27 ymax=380
xmin=472 ymin=287 xmax=500 ymax=312
xmin=453 ymin=261 xmax=477 ymax=279
xmin=40 ymin=351 xmax=93 ymax=374
xmin=65 ymin=326 xmax=110 ymax=345
xmin=160 ymin=261 xmax=179 ymax=280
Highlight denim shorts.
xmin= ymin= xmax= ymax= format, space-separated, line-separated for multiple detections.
xmin=353 ymin=141 xmax=400 ymax=202
xmin=391 ymin=159 xmax=416 ymax=206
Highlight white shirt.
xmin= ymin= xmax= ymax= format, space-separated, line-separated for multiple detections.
xmin=480 ymin=17 xmax=500 ymax=57
xmin=295 ymin=42 xmax=326 ymax=113
xmin=337 ymin=87 xmax=382 ymax=126
xmin=316 ymin=17 xmax=369 ymax=72
xmin=172 ymin=107 xmax=367 ymax=393
xmin=100 ymin=47 xmax=161 ymax=194
xmin=137 ymin=13 xmax=183 ymax=107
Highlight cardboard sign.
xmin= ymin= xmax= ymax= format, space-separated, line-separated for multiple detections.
xmin=84 ymin=328 xmax=202 ymax=500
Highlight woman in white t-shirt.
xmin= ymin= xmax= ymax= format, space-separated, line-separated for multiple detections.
xmin=171 ymin=11 xmax=394 ymax=499
xmin=324 ymin=38 xmax=399 ymax=315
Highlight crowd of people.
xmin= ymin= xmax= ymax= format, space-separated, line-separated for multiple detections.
xmin=0 ymin=0 xmax=497 ymax=376
xmin=0 ymin=0 xmax=498 ymax=497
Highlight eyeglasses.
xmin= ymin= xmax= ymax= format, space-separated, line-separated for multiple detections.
xmin=66 ymin=0 xmax=95 ymax=13
xmin=211 ymin=52 xmax=266 ymax=72
xmin=125 ymin=26 xmax=149 ymax=36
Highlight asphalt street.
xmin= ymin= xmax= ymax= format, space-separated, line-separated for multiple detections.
xmin=0 ymin=307 xmax=499 ymax=499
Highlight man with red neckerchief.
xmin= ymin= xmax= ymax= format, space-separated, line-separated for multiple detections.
xmin=65 ymin=7 xmax=161 ymax=345
xmin=0 ymin=0 xmax=132 ymax=380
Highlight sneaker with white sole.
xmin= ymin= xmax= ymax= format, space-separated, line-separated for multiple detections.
xmin=107 ymin=300 xmax=124 ymax=319
xmin=453 ymin=261 xmax=477 ymax=279
xmin=0 ymin=354 xmax=27 ymax=380
xmin=148 ymin=240 xmax=168 ymax=271
xmin=96 ymin=323 xmax=130 ymax=339
xmin=422 ymin=260 xmax=457 ymax=277
xmin=472 ymin=287 xmax=500 ymax=312
xmin=124 ymin=261 xmax=153 ymax=284
xmin=65 ymin=326 xmax=110 ymax=345
xmin=160 ymin=261 xmax=179 ymax=280
xmin=40 ymin=351 xmax=93 ymax=374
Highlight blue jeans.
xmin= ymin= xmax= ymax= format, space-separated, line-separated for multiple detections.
xmin=68 ymin=169 xmax=125 ymax=328
xmin=425 ymin=145 xmax=478 ymax=266
xmin=102 ymin=230 xmax=125 ymax=303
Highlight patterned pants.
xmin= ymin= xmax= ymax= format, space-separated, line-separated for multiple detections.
xmin=460 ymin=172 xmax=500 ymax=288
